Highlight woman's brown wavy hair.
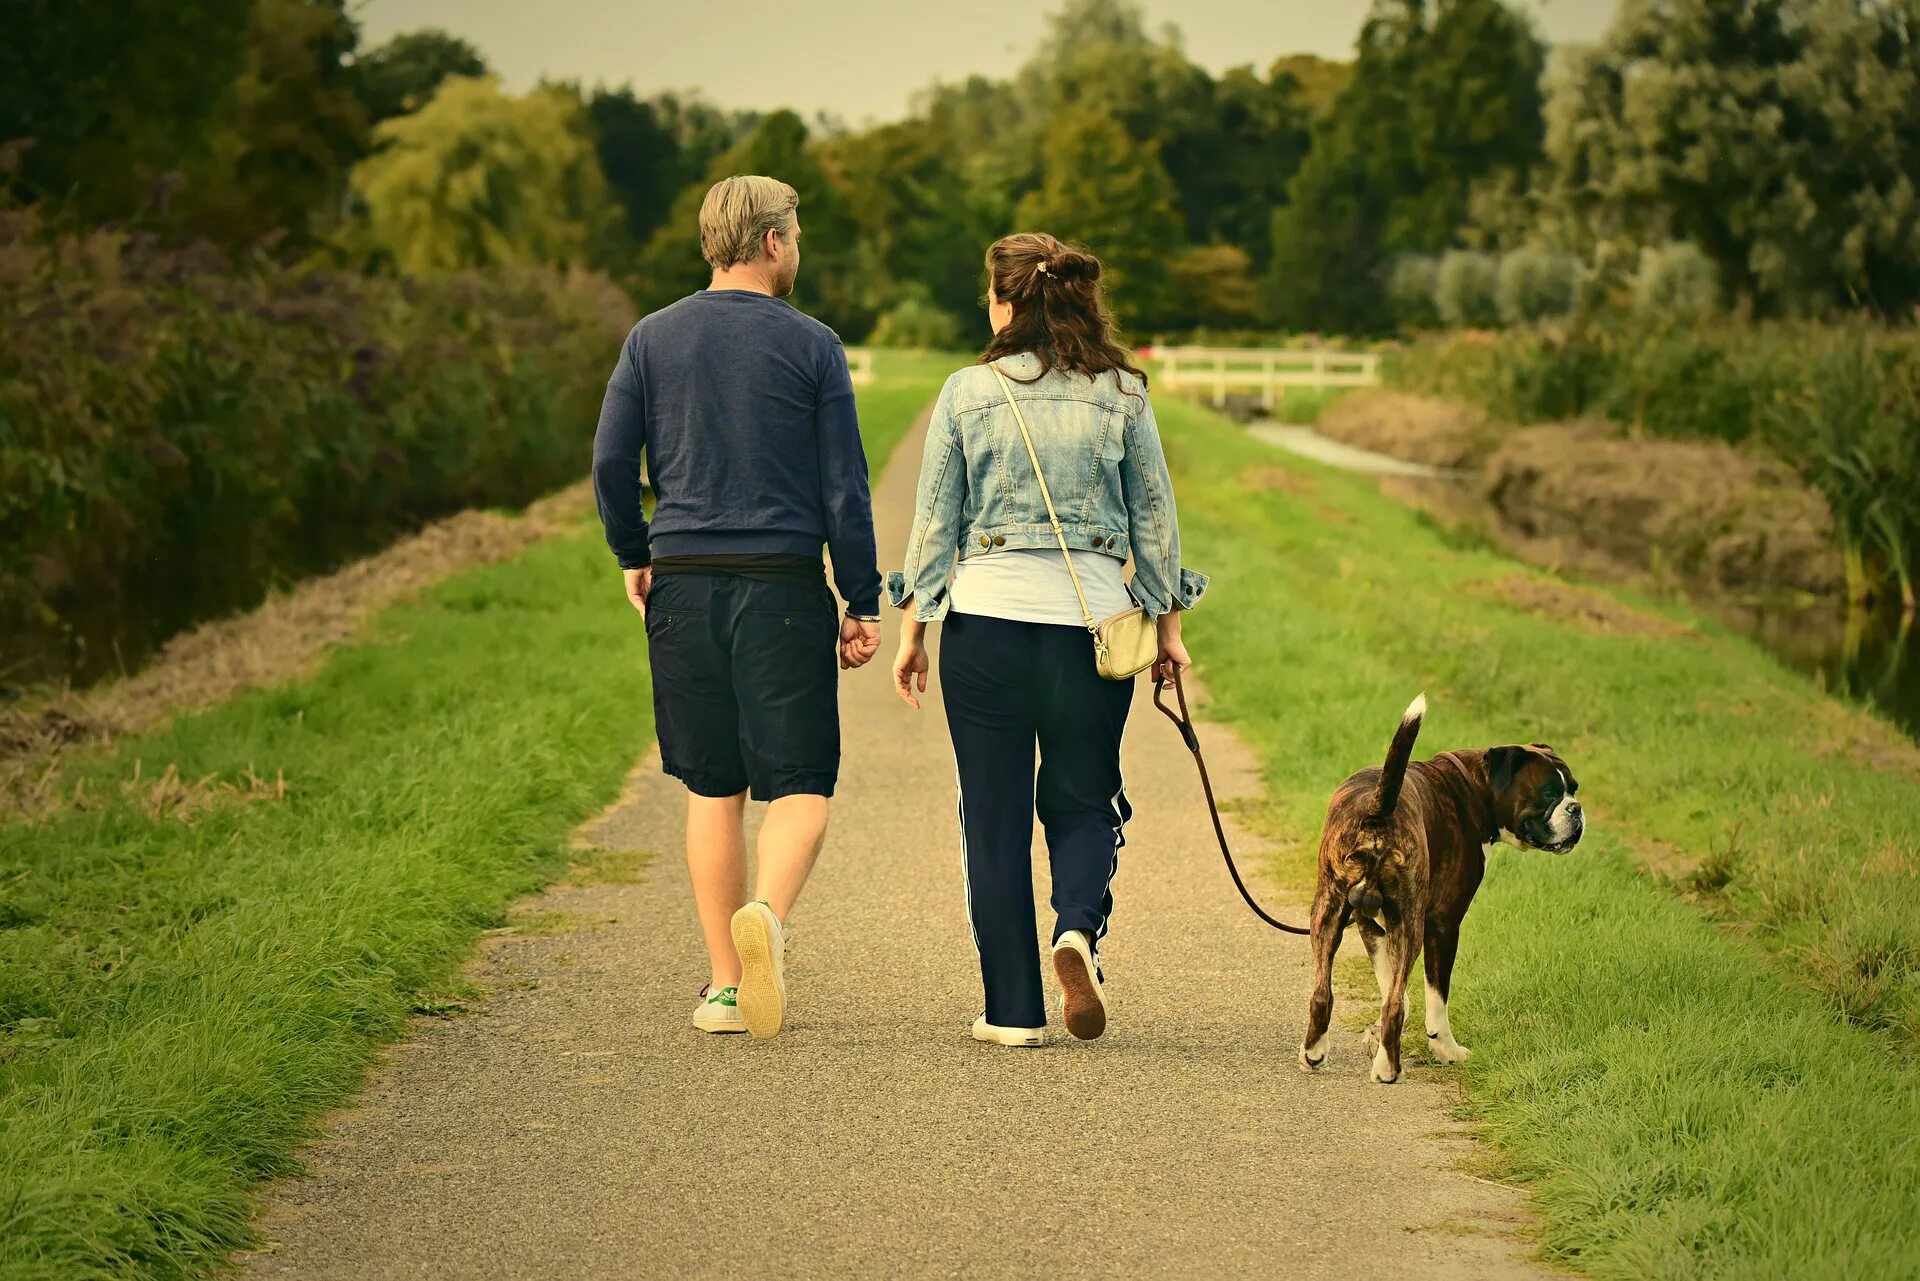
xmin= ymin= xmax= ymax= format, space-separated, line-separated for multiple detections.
xmin=979 ymin=232 xmax=1148 ymax=391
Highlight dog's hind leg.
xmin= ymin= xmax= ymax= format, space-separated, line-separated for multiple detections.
xmin=1366 ymin=923 xmax=1420 ymax=1084
xmin=1357 ymin=920 xmax=1407 ymax=1042
xmin=1423 ymin=921 xmax=1470 ymax=1064
xmin=1298 ymin=886 xmax=1345 ymax=1072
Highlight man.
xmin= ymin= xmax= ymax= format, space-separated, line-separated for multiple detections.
xmin=591 ymin=175 xmax=882 ymax=1040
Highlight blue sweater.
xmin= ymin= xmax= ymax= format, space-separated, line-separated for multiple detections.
xmin=590 ymin=290 xmax=881 ymax=616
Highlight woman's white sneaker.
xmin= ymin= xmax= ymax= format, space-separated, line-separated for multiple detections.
xmin=730 ymin=900 xmax=788 ymax=1038
xmin=1051 ymin=930 xmax=1107 ymax=1040
xmin=692 ymin=984 xmax=744 ymax=1034
xmin=971 ymin=1016 xmax=1045 ymax=1047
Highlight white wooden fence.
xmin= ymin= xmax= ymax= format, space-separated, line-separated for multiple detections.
xmin=845 ymin=347 xmax=875 ymax=386
xmin=1150 ymin=346 xmax=1379 ymax=410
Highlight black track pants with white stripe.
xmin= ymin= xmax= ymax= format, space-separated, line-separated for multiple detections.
xmin=940 ymin=611 xmax=1135 ymax=1030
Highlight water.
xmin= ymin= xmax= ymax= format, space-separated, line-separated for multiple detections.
xmin=1251 ymin=422 xmax=1920 ymax=742
xmin=1714 ymin=600 xmax=1920 ymax=741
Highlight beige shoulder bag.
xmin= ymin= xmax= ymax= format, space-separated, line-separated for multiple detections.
xmin=990 ymin=365 xmax=1160 ymax=681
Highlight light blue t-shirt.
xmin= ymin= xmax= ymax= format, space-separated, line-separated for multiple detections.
xmin=949 ymin=548 xmax=1134 ymax=627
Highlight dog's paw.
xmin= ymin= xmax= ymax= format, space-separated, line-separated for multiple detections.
xmin=1428 ymin=1035 xmax=1471 ymax=1065
xmin=1369 ymin=1041 xmax=1399 ymax=1084
xmin=1298 ymin=1035 xmax=1329 ymax=1072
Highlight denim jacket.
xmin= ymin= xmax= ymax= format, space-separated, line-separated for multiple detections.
xmin=888 ymin=352 xmax=1209 ymax=622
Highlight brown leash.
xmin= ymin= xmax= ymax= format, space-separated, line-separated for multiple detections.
xmin=1153 ymin=668 xmax=1310 ymax=936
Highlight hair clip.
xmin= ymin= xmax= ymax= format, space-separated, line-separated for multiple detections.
xmin=1036 ymin=260 xmax=1051 ymax=276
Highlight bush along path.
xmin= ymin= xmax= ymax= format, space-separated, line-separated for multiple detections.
xmin=0 ymin=354 xmax=957 ymax=1281
xmin=239 ymin=397 xmax=1544 ymax=1280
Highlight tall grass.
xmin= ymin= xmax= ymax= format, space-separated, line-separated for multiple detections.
xmin=0 ymin=208 xmax=634 ymax=684
xmin=1390 ymin=317 xmax=1920 ymax=607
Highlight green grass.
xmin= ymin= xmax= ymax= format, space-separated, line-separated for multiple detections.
xmin=855 ymin=348 xmax=976 ymax=465
xmin=1162 ymin=395 xmax=1920 ymax=1277
xmin=0 ymin=375 xmax=944 ymax=1280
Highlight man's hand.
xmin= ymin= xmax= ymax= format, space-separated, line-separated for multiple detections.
xmin=839 ymin=617 xmax=881 ymax=669
xmin=623 ymin=566 xmax=652 ymax=616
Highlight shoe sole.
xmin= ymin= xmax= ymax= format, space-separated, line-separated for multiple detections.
xmin=731 ymin=909 xmax=784 ymax=1039
xmin=973 ymin=1029 xmax=1045 ymax=1047
xmin=693 ymin=1017 xmax=746 ymax=1035
xmin=1052 ymin=940 xmax=1106 ymax=1040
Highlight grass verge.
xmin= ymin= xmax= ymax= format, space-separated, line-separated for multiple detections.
xmin=1161 ymin=396 xmax=1920 ymax=1277
xmin=0 ymin=373 xmax=943 ymax=1280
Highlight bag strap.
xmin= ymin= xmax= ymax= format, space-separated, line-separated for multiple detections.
xmin=1153 ymin=669 xmax=1310 ymax=936
xmin=991 ymin=364 xmax=1098 ymax=635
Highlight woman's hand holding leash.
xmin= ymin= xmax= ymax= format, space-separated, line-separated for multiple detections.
xmin=1152 ymin=609 xmax=1191 ymax=688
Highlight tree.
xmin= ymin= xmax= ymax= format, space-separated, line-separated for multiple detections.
xmin=0 ymin=0 xmax=255 ymax=219
xmin=179 ymin=0 xmax=368 ymax=245
xmin=1015 ymin=109 xmax=1184 ymax=333
xmin=588 ymin=88 xmax=684 ymax=253
xmin=352 ymin=28 xmax=487 ymax=125
xmin=1169 ymin=243 xmax=1260 ymax=329
xmin=1267 ymin=0 xmax=1546 ymax=332
xmin=1539 ymin=0 xmax=1920 ymax=315
xmin=1269 ymin=55 xmax=1353 ymax=116
xmin=820 ymin=118 xmax=996 ymax=323
xmin=350 ymin=77 xmax=614 ymax=273
xmin=1201 ymin=65 xmax=1313 ymax=268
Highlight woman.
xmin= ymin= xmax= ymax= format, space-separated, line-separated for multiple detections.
xmin=888 ymin=232 xmax=1208 ymax=1047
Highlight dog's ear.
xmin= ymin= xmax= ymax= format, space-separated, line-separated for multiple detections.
xmin=1486 ymin=745 xmax=1523 ymax=794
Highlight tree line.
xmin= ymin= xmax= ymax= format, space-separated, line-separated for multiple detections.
xmin=5 ymin=0 xmax=1920 ymax=343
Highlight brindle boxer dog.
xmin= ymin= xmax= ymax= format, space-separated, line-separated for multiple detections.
xmin=1296 ymin=695 xmax=1584 ymax=1083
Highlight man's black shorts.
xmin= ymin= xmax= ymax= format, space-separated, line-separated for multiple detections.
xmin=644 ymin=573 xmax=840 ymax=801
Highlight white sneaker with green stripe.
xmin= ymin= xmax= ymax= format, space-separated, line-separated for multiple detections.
xmin=692 ymin=983 xmax=744 ymax=1034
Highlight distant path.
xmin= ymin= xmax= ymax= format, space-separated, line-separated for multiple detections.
xmin=1249 ymin=421 xmax=1468 ymax=479
xmin=245 ymin=411 xmax=1547 ymax=1278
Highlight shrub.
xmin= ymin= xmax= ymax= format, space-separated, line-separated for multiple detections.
xmin=1386 ymin=255 xmax=1440 ymax=329
xmin=1434 ymin=251 xmax=1500 ymax=328
xmin=0 ymin=210 xmax=633 ymax=683
xmin=1496 ymin=247 xmax=1576 ymax=324
xmin=1634 ymin=242 xmax=1720 ymax=320
xmin=867 ymin=291 xmax=963 ymax=349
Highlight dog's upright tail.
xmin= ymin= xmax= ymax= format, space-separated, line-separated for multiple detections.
xmin=1370 ymin=693 xmax=1427 ymax=822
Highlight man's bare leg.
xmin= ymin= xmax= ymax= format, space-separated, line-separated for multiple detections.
xmin=687 ymin=791 xmax=748 ymax=989
xmin=755 ymin=794 xmax=828 ymax=921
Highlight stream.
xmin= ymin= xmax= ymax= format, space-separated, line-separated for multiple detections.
xmin=1249 ymin=422 xmax=1920 ymax=742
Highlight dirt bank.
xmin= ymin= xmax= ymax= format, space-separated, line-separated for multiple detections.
xmin=1485 ymin=422 xmax=1843 ymax=597
xmin=1312 ymin=391 xmax=1844 ymax=599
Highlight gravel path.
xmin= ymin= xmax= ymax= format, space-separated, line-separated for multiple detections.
xmin=246 ymin=413 xmax=1548 ymax=1279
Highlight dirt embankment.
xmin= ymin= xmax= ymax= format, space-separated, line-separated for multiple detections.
xmin=1319 ymin=391 xmax=1845 ymax=599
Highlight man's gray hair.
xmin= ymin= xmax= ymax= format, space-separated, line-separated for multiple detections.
xmin=699 ymin=175 xmax=800 ymax=269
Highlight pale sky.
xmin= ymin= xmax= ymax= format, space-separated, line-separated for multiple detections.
xmin=350 ymin=0 xmax=1620 ymax=126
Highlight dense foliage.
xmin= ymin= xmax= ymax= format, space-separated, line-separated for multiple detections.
xmin=0 ymin=211 xmax=630 ymax=680
xmin=7 ymin=0 xmax=1920 ymax=671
